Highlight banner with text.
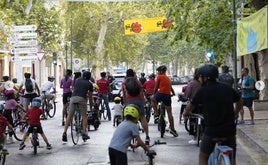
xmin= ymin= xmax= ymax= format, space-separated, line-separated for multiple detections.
xmin=237 ymin=5 xmax=268 ymax=56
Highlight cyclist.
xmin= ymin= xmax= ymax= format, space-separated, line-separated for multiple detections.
xmin=12 ymin=78 xmax=21 ymax=101
xmin=108 ymin=104 xmax=148 ymax=165
xmin=96 ymin=72 xmax=112 ymax=120
xmin=62 ymin=71 xmax=93 ymax=142
xmin=0 ymin=75 xmax=14 ymax=92
xmin=0 ymin=104 xmax=14 ymax=154
xmin=139 ymin=72 xmax=147 ymax=85
xmin=19 ymin=98 xmax=52 ymax=150
xmin=150 ymin=65 xmax=178 ymax=137
xmin=60 ymin=69 xmax=73 ymax=126
xmin=18 ymin=72 xmax=40 ymax=111
xmin=184 ymin=64 xmax=243 ymax=165
xmin=41 ymin=76 xmax=56 ymax=110
xmin=143 ymin=73 xmax=155 ymax=97
xmin=112 ymin=97 xmax=123 ymax=126
xmin=122 ymin=69 xmax=150 ymax=145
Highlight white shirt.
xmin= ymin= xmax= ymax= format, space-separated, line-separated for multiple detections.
xmin=20 ymin=78 xmax=36 ymax=94
xmin=113 ymin=104 xmax=123 ymax=116
xmin=41 ymin=81 xmax=55 ymax=95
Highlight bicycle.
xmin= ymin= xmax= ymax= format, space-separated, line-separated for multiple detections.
xmin=12 ymin=108 xmax=28 ymax=141
xmin=184 ymin=113 xmax=204 ymax=146
xmin=0 ymin=144 xmax=8 ymax=165
xmin=146 ymin=140 xmax=167 ymax=165
xmin=157 ymin=102 xmax=166 ymax=138
xmin=31 ymin=126 xmax=39 ymax=155
xmin=41 ymin=91 xmax=56 ymax=119
xmin=96 ymin=94 xmax=108 ymax=120
xmin=144 ymin=95 xmax=152 ymax=123
xmin=208 ymin=138 xmax=234 ymax=165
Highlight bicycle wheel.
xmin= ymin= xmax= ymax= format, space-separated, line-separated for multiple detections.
xmin=71 ymin=112 xmax=81 ymax=145
xmin=101 ymin=101 xmax=108 ymax=120
xmin=13 ymin=121 xmax=27 ymax=141
xmin=196 ymin=123 xmax=203 ymax=147
xmin=217 ymin=153 xmax=232 ymax=165
xmin=158 ymin=115 xmax=166 ymax=138
xmin=42 ymin=100 xmax=48 ymax=118
xmin=47 ymin=102 xmax=56 ymax=118
xmin=184 ymin=117 xmax=190 ymax=133
xmin=145 ymin=104 xmax=151 ymax=123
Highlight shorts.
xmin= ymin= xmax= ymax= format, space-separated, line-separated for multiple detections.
xmin=154 ymin=92 xmax=172 ymax=106
xmin=27 ymin=125 xmax=44 ymax=134
xmin=69 ymin=96 xmax=87 ymax=117
xmin=242 ymin=97 xmax=254 ymax=108
xmin=126 ymin=100 xmax=145 ymax=117
xmin=62 ymin=92 xmax=72 ymax=104
xmin=200 ymin=134 xmax=236 ymax=158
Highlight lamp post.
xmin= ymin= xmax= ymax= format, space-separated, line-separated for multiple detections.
xmin=64 ymin=44 xmax=68 ymax=70
xmin=232 ymin=0 xmax=238 ymax=90
xmin=86 ymin=49 xmax=90 ymax=69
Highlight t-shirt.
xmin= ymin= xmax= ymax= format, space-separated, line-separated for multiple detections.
xmin=0 ymin=116 xmax=9 ymax=137
xmin=113 ymin=104 xmax=123 ymax=116
xmin=60 ymin=77 xmax=73 ymax=94
xmin=26 ymin=107 xmax=43 ymax=126
xmin=191 ymin=82 xmax=240 ymax=137
xmin=97 ymin=78 xmax=110 ymax=94
xmin=156 ymin=74 xmax=172 ymax=95
xmin=109 ymin=120 xmax=139 ymax=153
xmin=41 ymin=81 xmax=54 ymax=95
xmin=72 ymin=78 xmax=93 ymax=99
xmin=184 ymin=79 xmax=201 ymax=100
xmin=241 ymin=76 xmax=255 ymax=98
xmin=143 ymin=79 xmax=155 ymax=95
xmin=1 ymin=81 xmax=14 ymax=90
xmin=4 ymin=99 xmax=18 ymax=110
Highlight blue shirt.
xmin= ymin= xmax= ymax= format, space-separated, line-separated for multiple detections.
xmin=242 ymin=76 xmax=255 ymax=98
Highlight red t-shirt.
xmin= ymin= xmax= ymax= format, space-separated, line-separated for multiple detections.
xmin=97 ymin=78 xmax=110 ymax=94
xmin=27 ymin=107 xmax=43 ymax=126
xmin=0 ymin=116 xmax=9 ymax=138
xmin=156 ymin=74 xmax=172 ymax=95
xmin=143 ymin=79 xmax=155 ymax=95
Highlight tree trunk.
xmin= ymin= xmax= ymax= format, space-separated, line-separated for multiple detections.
xmin=258 ymin=49 xmax=268 ymax=100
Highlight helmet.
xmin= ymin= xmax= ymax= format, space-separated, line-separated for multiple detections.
xmin=114 ymin=97 xmax=121 ymax=102
xmin=4 ymin=89 xmax=15 ymax=96
xmin=82 ymin=71 xmax=91 ymax=80
xmin=0 ymin=104 xmax=4 ymax=111
xmin=156 ymin=65 xmax=167 ymax=72
xmin=2 ymin=76 xmax=9 ymax=81
xmin=141 ymin=73 xmax=145 ymax=77
xmin=123 ymin=104 xmax=139 ymax=121
xmin=198 ymin=64 xmax=218 ymax=80
xmin=149 ymin=73 xmax=155 ymax=79
xmin=12 ymin=78 xmax=17 ymax=83
xmin=32 ymin=98 xmax=41 ymax=107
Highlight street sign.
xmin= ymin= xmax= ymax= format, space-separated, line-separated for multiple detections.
xmin=12 ymin=25 xmax=37 ymax=32
xmin=36 ymin=51 xmax=46 ymax=61
xmin=13 ymin=33 xmax=37 ymax=39
xmin=12 ymin=47 xmax=38 ymax=54
xmin=12 ymin=55 xmax=37 ymax=62
xmin=11 ymin=40 xmax=38 ymax=47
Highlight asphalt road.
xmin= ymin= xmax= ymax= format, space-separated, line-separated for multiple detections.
xmin=4 ymin=85 xmax=257 ymax=165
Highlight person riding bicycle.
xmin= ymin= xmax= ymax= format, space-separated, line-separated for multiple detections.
xmin=0 ymin=104 xmax=13 ymax=154
xmin=60 ymin=69 xmax=73 ymax=126
xmin=108 ymin=104 xmax=148 ymax=165
xmin=122 ymin=69 xmax=150 ymax=145
xmin=112 ymin=97 xmax=123 ymax=126
xmin=62 ymin=71 xmax=93 ymax=142
xmin=150 ymin=65 xmax=178 ymax=137
xmin=143 ymin=73 xmax=155 ymax=97
xmin=139 ymin=72 xmax=147 ymax=85
xmin=41 ymin=76 xmax=56 ymax=109
xmin=184 ymin=64 xmax=243 ymax=165
xmin=19 ymin=98 xmax=52 ymax=150
xmin=96 ymin=72 xmax=112 ymax=120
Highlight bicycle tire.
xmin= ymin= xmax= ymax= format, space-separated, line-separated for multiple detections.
xmin=47 ymin=102 xmax=56 ymax=118
xmin=13 ymin=121 xmax=27 ymax=141
xmin=101 ymin=101 xmax=108 ymax=120
xmin=145 ymin=104 xmax=151 ymax=123
xmin=184 ymin=117 xmax=190 ymax=133
xmin=42 ymin=99 xmax=48 ymax=118
xmin=158 ymin=115 xmax=165 ymax=138
xmin=217 ymin=153 xmax=232 ymax=165
xmin=71 ymin=111 xmax=81 ymax=145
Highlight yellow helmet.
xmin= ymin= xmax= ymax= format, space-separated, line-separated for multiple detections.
xmin=93 ymin=83 xmax=99 ymax=91
xmin=123 ymin=104 xmax=139 ymax=121
xmin=114 ymin=97 xmax=121 ymax=102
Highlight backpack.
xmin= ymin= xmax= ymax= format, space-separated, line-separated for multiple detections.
xmin=25 ymin=78 xmax=34 ymax=93
xmin=125 ymin=77 xmax=141 ymax=96
xmin=218 ymin=73 xmax=234 ymax=87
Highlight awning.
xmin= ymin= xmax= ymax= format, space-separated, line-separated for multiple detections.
xmin=237 ymin=5 xmax=268 ymax=56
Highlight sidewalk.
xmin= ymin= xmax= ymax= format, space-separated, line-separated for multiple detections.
xmin=236 ymin=109 xmax=268 ymax=157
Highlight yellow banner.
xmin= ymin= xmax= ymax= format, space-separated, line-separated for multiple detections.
xmin=124 ymin=17 xmax=172 ymax=35
xmin=237 ymin=5 xmax=268 ymax=56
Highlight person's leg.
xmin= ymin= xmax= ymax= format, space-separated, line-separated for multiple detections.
xmin=62 ymin=97 xmax=76 ymax=141
xmin=199 ymin=152 xmax=209 ymax=165
xmin=103 ymin=94 xmax=111 ymax=120
xmin=140 ymin=116 xmax=149 ymax=137
xmin=150 ymin=95 xmax=158 ymax=116
xmin=79 ymin=97 xmax=90 ymax=139
xmin=249 ymin=107 xmax=254 ymax=121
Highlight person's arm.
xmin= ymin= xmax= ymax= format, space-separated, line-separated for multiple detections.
xmin=153 ymin=80 xmax=159 ymax=94
xmin=134 ymin=136 xmax=148 ymax=151
xmin=171 ymin=86 xmax=175 ymax=96
xmin=184 ymin=103 xmax=195 ymax=117
xmin=17 ymin=103 xmax=26 ymax=112
xmin=234 ymin=99 xmax=243 ymax=119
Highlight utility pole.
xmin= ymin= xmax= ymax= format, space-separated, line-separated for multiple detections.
xmin=233 ymin=0 xmax=238 ymax=90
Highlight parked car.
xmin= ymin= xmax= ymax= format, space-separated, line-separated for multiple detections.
xmin=111 ymin=73 xmax=125 ymax=100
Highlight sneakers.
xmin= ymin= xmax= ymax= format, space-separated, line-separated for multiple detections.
xmin=237 ymin=120 xmax=245 ymax=125
xmin=145 ymin=136 xmax=150 ymax=145
xmin=47 ymin=144 xmax=52 ymax=150
xmin=82 ymin=134 xmax=90 ymax=141
xmin=2 ymin=147 xmax=9 ymax=155
xmin=247 ymin=121 xmax=255 ymax=125
xmin=170 ymin=129 xmax=179 ymax=137
xmin=188 ymin=139 xmax=198 ymax=145
xmin=62 ymin=132 xmax=67 ymax=142
xmin=19 ymin=143 xmax=26 ymax=150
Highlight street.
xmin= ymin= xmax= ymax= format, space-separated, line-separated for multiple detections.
xmin=4 ymin=85 xmax=257 ymax=165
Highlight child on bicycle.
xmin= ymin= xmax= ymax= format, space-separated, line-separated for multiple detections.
xmin=112 ymin=97 xmax=123 ymax=126
xmin=0 ymin=104 xmax=13 ymax=154
xmin=19 ymin=98 xmax=52 ymax=150
xmin=108 ymin=104 xmax=148 ymax=165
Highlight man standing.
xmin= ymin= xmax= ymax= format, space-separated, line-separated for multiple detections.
xmin=97 ymin=72 xmax=112 ymax=120
xmin=218 ymin=65 xmax=234 ymax=87
xmin=238 ymin=67 xmax=255 ymax=125
xmin=184 ymin=64 xmax=243 ymax=165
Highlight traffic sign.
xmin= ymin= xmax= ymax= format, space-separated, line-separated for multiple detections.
xmin=12 ymin=25 xmax=37 ymax=32
xmin=11 ymin=40 xmax=38 ymax=47
xmin=13 ymin=33 xmax=37 ymax=39
xmin=36 ymin=51 xmax=46 ymax=61
xmin=12 ymin=47 xmax=38 ymax=54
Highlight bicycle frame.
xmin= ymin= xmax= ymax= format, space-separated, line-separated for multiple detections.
xmin=157 ymin=102 xmax=166 ymax=138
xmin=41 ymin=91 xmax=56 ymax=118
xmin=208 ymin=142 xmax=234 ymax=165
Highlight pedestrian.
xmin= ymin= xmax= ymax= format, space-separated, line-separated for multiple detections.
xmin=96 ymin=72 xmax=112 ymax=120
xmin=62 ymin=71 xmax=93 ymax=142
xmin=19 ymin=98 xmax=52 ymax=150
xmin=108 ymin=104 xmax=148 ymax=165
xmin=150 ymin=65 xmax=178 ymax=137
xmin=238 ymin=67 xmax=255 ymax=125
xmin=122 ymin=69 xmax=150 ymax=145
xmin=112 ymin=97 xmax=123 ymax=126
xmin=184 ymin=64 xmax=243 ymax=165
xmin=139 ymin=72 xmax=147 ymax=85
xmin=218 ymin=65 xmax=234 ymax=87
xmin=0 ymin=75 xmax=14 ymax=93
xmin=60 ymin=69 xmax=73 ymax=126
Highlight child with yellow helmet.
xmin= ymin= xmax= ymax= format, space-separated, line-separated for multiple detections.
xmin=112 ymin=97 xmax=123 ymax=127
xmin=108 ymin=104 xmax=148 ymax=165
